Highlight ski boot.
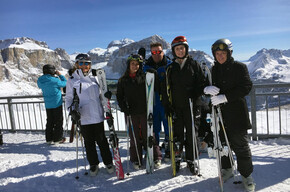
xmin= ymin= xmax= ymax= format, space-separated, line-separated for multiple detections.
xmin=187 ymin=160 xmax=198 ymax=175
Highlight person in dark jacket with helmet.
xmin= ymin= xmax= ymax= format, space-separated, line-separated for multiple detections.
xmin=37 ymin=64 xmax=67 ymax=145
xmin=203 ymin=38 xmax=255 ymax=191
xmin=162 ymin=36 xmax=205 ymax=175
xmin=117 ymin=54 xmax=162 ymax=170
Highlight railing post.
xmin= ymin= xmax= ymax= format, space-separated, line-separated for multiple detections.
xmin=250 ymin=87 xmax=257 ymax=140
xmin=7 ymin=98 xmax=16 ymax=132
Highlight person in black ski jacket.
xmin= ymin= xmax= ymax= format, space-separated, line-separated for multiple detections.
xmin=117 ymin=54 xmax=162 ymax=170
xmin=143 ymin=42 xmax=172 ymax=162
xmin=162 ymin=36 xmax=205 ymax=175
xmin=203 ymin=38 xmax=255 ymax=191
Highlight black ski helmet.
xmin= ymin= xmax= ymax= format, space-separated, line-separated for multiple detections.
xmin=126 ymin=54 xmax=143 ymax=69
xmin=75 ymin=53 xmax=91 ymax=62
xmin=211 ymin=38 xmax=233 ymax=60
xmin=43 ymin=64 xmax=56 ymax=75
xmin=171 ymin=36 xmax=189 ymax=59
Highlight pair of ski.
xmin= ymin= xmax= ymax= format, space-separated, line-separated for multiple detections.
xmin=202 ymin=62 xmax=241 ymax=191
xmin=69 ymin=69 xmax=125 ymax=180
xmin=126 ymin=72 xmax=155 ymax=174
xmin=165 ymin=68 xmax=200 ymax=177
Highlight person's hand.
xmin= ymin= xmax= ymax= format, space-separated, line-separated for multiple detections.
xmin=146 ymin=68 xmax=157 ymax=74
xmin=104 ymin=91 xmax=112 ymax=100
xmin=204 ymin=86 xmax=220 ymax=96
xmin=70 ymin=110 xmax=80 ymax=122
xmin=164 ymin=104 xmax=174 ymax=117
xmin=55 ymin=70 xmax=61 ymax=76
xmin=211 ymin=94 xmax=227 ymax=106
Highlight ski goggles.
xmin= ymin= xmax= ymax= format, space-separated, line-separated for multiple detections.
xmin=128 ymin=54 xmax=143 ymax=63
xmin=78 ymin=61 xmax=91 ymax=66
xmin=212 ymin=43 xmax=229 ymax=51
xmin=151 ymin=50 xmax=162 ymax=55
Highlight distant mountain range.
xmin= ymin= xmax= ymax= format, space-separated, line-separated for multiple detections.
xmin=0 ymin=35 xmax=289 ymax=96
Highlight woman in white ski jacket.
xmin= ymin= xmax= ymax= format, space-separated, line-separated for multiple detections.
xmin=65 ymin=53 xmax=113 ymax=177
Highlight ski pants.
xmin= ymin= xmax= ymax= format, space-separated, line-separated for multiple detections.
xmin=153 ymin=104 xmax=169 ymax=145
xmin=128 ymin=113 xmax=162 ymax=164
xmin=221 ymin=129 xmax=253 ymax=178
xmin=173 ymin=106 xmax=198 ymax=162
xmin=80 ymin=122 xmax=113 ymax=166
xmin=45 ymin=105 xmax=64 ymax=142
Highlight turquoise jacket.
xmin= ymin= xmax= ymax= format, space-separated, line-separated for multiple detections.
xmin=37 ymin=74 xmax=67 ymax=109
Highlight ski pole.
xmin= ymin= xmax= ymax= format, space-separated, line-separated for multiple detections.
xmin=216 ymin=107 xmax=242 ymax=184
xmin=75 ymin=126 xmax=79 ymax=179
xmin=79 ymin=131 xmax=88 ymax=176
xmin=128 ymin=115 xmax=141 ymax=168
xmin=126 ymin=115 xmax=130 ymax=176
xmin=189 ymin=99 xmax=201 ymax=176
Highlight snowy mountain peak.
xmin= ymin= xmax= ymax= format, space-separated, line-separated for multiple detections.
xmin=0 ymin=37 xmax=50 ymax=51
xmin=107 ymin=38 xmax=134 ymax=49
xmin=248 ymin=48 xmax=290 ymax=82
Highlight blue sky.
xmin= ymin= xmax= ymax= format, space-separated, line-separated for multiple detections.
xmin=1 ymin=0 xmax=290 ymax=61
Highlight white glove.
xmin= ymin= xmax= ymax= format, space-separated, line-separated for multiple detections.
xmin=204 ymin=86 xmax=220 ymax=96
xmin=211 ymin=94 xmax=228 ymax=106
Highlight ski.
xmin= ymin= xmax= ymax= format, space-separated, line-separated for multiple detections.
xmin=95 ymin=69 xmax=124 ymax=180
xmin=145 ymin=72 xmax=155 ymax=174
xmin=165 ymin=66 xmax=177 ymax=177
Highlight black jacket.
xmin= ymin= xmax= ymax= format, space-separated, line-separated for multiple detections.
xmin=116 ymin=73 xmax=147 ymax=115
xmin=163 ymin=56 xmax=205 ymax=108
xmin=212 ymin=58 xmax=252 ymax=131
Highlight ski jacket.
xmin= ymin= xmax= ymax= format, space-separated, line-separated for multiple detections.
xmin=37 ymin=74 xmax=67 ymax=109
xmin=212 ymin=58 xmax=252 ymax=131
xmin=163 ymin=56 xmax=205 ymax=108
xmin=143 ymin=56 xmax=172 ymax=110
xmin=116 ymin=72 xmax=147 ymax=116
xmin=65 ymin=69 xmax=104 ymax=125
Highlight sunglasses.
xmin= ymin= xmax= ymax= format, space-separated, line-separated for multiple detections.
xmin=151 ymin=50 xmax=162 ymax=55
xmin=212 ymin=43 xmax=228 ymax=51
xmin=78 ymin=61 xmax=91 ymax=66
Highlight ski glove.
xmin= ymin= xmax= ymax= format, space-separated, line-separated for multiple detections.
xmin=70 ymin=110 xmax=81 ymax=122
xmin=211 ymin=94 xmax=228 ymax=106
xmin=104 ymin=91 xmax=112 ymax=100
xmin=204 ymin=86 xmax=220 ymax=96
xmin=164 ymin=104 xmax=174 ymax=117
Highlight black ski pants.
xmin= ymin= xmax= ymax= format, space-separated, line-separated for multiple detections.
xmin=80 ymin=122 xmax=113 ymax=166
xmin=45 ymin=105 xmax=64 ymax=142
xmin=173 ymin=105 xmax=197 ymax=162
xmin=221 ymin=129 xmax=253 ymax=178
xmin=128 ymin=113 xmax=162 ymax=164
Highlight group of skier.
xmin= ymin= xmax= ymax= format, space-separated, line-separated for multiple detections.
xmin=37 ymin=35 xmax=255 ymax=192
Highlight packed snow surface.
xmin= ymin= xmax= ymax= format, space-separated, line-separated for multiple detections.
xmin=1 ymin=132 xmax=290 ymax=192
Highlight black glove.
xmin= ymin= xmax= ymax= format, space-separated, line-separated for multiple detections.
xmin=104 ymin=91 xmax=112 ymax=100
xmin=164 ymin=104 xmax=174 ymax=117
xmin=70 ymin=110 xmax=81 ymax=122
xmin=122 ymin=105 xmax=131 ymax=116
xmin=146 ymin=68 xmax=157 ymax=74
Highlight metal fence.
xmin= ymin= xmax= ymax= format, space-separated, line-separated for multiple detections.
xmin=1 ymin=83 xmax=290 ymax=140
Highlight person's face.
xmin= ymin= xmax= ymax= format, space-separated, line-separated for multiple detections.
xmin=215 ymin=50 xmax=227 ymax=64
xmin=151 ymin=46 xmax=164 ymax=63
xmin=78 ymin=61 xmax=91 ymax=73
xmin=129 ymin=60 xmax=139 ymax=74
xmin=174 ymin=45 xmax=186 ymax=58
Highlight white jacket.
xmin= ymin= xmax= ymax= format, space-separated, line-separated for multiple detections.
xmin=65 ymin=69 xmax=104 ymax=125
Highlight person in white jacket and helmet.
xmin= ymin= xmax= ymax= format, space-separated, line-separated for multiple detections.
xmin=65 ymin=53 xmax=113 ymax=177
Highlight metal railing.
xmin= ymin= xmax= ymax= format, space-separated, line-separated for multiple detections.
xmin=1 ymin=83 xmax=290 ymax=140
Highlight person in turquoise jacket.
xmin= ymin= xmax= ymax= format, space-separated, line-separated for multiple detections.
xmin=37 ymin=64 xmax=67 ymax=145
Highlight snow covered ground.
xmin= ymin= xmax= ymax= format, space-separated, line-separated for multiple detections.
xmin=1 ymin=132 xmax=290 ymax=192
